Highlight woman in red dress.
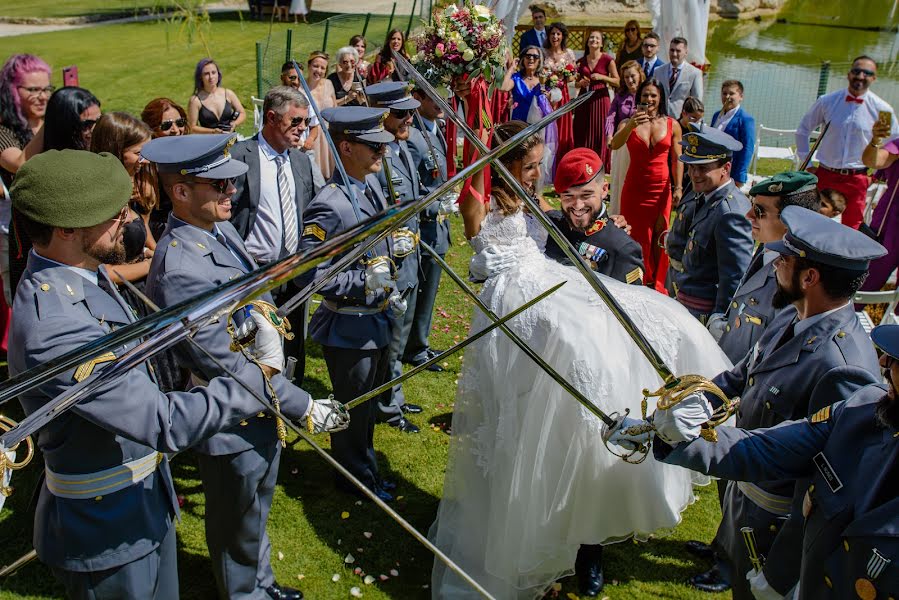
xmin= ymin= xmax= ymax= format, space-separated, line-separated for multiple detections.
xmin=573 ymin=29 xmax=618 ymax=166
xmin=543 ymin=22 xmax=577 ymax=172
xmin=610 ymin=78 xmax=683 ymax=293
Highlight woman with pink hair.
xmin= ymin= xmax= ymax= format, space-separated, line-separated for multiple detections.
xmin=0 ymin=54 xmax=52 ymax=189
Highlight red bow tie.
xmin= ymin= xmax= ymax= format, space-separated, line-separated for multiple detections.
xmin=845 ymin=94 xmax=864 ymax=104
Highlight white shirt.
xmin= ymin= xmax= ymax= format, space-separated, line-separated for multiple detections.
xmin=794 ymin=302 xmax=851 ymax=336
xmin=714 ymin=105 xmax=740 ymax=131
xmin=245 ymin=132 xmax=297 ymax=264
xmin=535 ymin=28 xmax=546 ymax=48
xmin=796 ymin=88 xmax=898 ymax=169
xmin=298 ymin=92 xmax=319 ymax=145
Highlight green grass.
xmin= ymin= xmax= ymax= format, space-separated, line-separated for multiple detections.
xmin=0 ymin=0 xmax=181 ymax=19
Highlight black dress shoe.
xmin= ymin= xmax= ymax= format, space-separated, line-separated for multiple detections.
xmin=379 ymin=479 xmax=397 ymax=491
xmin=401 ymin=403 xmax=423 ymax=414
xmin=388 ymin=417 xmax=420 ymax=433
xmin=266 ymin=583 xmax=304 ymax=600
xmin=685 ymin=540 xmax=715 ymax=561
xmin=575 ymin=544 xmax=604 ymax=597
xmin=688 ymin=566 xmax=731 ymax=593
xmin=406 ymin=356 xmax=444 ymax=372
xmin=427 ymin=348 xmax=445 ymax=357
xmin=336 ymin=481 xmax=394 ymax=503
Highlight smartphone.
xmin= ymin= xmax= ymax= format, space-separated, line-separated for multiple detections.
xmin=878 ymin=110 xmax=892 ymax=129
xmin=230 ymin=111 xmax=240 ymax=121
xmin=352 ymin=82 xmax=363 ymax=92
xmin=63 ymin=65 xmax=79 ymax=87
xmin=636 ymin=103 xmax=648 ymax=113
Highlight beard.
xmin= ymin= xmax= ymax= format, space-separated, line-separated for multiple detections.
xmin=772 ymin=268 xmax=803 ymax=309
xmin=875 ymin=392 xmax=899 ymax=429
xmin=564 ymin=206 xmax=603 ymax=232
xmin=84 ymin=237 xmax=126 ymax=266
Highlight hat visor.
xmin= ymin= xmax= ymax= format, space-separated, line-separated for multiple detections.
xmin=765 ymin=239 xmax=799 ymax=257
xmin=872 ymin=325 xmax=899 ymax=360
xmin=678 ymin=154 xmax=719 ymax=164
xmin=354 ymin=130 xmax=396 ymax=144
xmin=201 ymin=159 xmax=250 ymax=179
xmin=386 ymin=97 xmax=421 ymax=110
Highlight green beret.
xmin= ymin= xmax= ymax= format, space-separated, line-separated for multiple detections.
xmin=749 ymin=171 xmax=818 ymax=198
xmin=11 ymin=150 xmax=131 ymax=228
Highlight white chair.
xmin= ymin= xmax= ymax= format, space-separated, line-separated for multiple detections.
xmin=854 ymin=288 xmax=899 ymax=334
xmin=864 ymin=181 xmax=889 ymax=225
xmin=750 ymin=124 xmax=799 ymax=179
xmin=251 ymin=96 xmax=264 ymax=133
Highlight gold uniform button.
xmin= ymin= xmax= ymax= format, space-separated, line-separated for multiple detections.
xmin=257 ymin=412 xmax=266 ymax=418
xmin=40 ymin=283 xmax=50 ymax=292
xmin=824 ymin=575 xmax=832 ymax=588
xmin=725 ymin=325 xmax=731 ymax=332
xmin=170 ymin=240 xmax=178 ymax=247
xmin=748 ymin=377 xmax=754 ymax=386
xmin=843 ymin=540 xmax=850 ymax=552
xmin=240 ymin=420 xmax=248 ymax=427
xmin=769 ymin=524 xmax=777 ymax=532
xmin=837 ymin=331 xmax=846 ymax=338
xmin=765 ymin=401 xmax=771 ymax=409
xmin=809 ymin=484 xmax=815 ymax=493
xmin=94 ymin=496 xmax=103 ymax=501
xmin=732 ymin=301 xmax=738 ymax=308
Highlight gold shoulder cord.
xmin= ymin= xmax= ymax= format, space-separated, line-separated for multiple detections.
xmin=0 ymin=415 xmax=35 ymax=497
xmin=644 ymin=375 xmax=739 ymax=443
xmin=227 ymin=300 xmax=296 ymax=447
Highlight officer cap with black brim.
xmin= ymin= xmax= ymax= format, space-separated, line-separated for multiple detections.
xmin=321 ymin=106 xmax=396 ymax=143
xmin=766 ymin=205 xmax=887 ymax=270
xmin=365 ymin=81 xmax=421 ymax=110
xmin=872 ymin=324 xmax=899 ymax=360
xmin=141 ymin=133 xmax=249 ymax=179
xmin=679 ymin=124 xmax=743 ymax=165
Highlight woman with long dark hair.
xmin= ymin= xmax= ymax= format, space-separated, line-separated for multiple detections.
xmin=543 ymin=22 xmax=577 ymax=173
xmin=615 ymin=19 xmax=643 ymax=66
xmin=187 ymin=58 xmax=246 ymax=134
xmin=366 ymin=29 xmax=408 ymax=84
xmin=573 ymin=29 xmax=618 ymax=164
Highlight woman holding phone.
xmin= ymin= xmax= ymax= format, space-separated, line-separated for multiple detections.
xmin=611 ymin=77 xmax=682 ymax=293
xmin=187 ymin=58 xmax=246 ymax=134
xmin=329 ymin=47 xmax=365 ymax=107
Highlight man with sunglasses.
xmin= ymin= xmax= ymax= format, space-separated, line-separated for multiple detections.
xmin=229 ymin=86 xmax=321 ymax=387
xmin=796 ymin=56 xmax=898 ymax=229
xmin=367 ymin=81 xmax=428 ymax=433
xmin=279 ymin=62 xmax=324 ymax=186
xmin=144 ymin=133 xmax=344 ymax=600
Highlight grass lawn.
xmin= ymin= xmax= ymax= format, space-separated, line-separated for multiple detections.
xmin=0 ymin=0 xmax=182 ymax=19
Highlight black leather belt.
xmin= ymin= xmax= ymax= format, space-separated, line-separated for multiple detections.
xmin=820 ymin=164 xmax=867 ymax=176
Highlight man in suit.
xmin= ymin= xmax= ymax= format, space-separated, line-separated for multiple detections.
xmin=711 ymin=80 xmax=756 ymax=188
xmin=658 ymin=36 xmax=704 ymax=117
xmin=144 ymin=133 xmax=345 ymax=600
xmin=8 ymin=148 xmax=313 ymax=599
xmin=637 ymin=32 xmax=665 ymax=79
xmin=518 ymin=5 xmax=547 ymax=52
xmin=230 ymin=86 xmax=321 ymax=385
xmin=280 ymin=62 xmax=327 ymax=189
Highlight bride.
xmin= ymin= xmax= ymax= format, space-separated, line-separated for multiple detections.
xmin=429 ymin=120 xmax=732 ymax=599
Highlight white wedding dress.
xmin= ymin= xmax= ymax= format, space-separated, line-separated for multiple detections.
xmin=429 ymin=204 xmax=732 ymax=599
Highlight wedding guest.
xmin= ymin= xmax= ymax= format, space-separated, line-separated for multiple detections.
xmin=711 ymin=80 xmax=755 ymax=188
xmin=501 ymin=46 xmax=546 ymax=122
xmin=187 ymin=58 xmax=247 ymax=134
xmin=574 ymin=30 xmax=619 ymax=165
xmin=0 ymin=54 xmax=51 ymax=186
xmin=279 ymin=62 xmax=324 ymax=188
xmin=543 ymin=22 xmax=576 ymax=168
xmin=329 ymin=47 xmax=365 ymax=107
xmin=678 ymin=96 xmax=705 ymax=193
xmin=607 ymin=59 xmax=644 ymax=213
xmin=796 ymin=56 xmax=898 ymax=229
xmin=366 ymin=29 xmax=408 ymax=84
xmin=350 ymin=35 xmax=371 ymax=79
xmin=141 ymin=97 xmax=189 ymax=138
xmin=858 ymin=118 xmax=899 ymax=294
xmin=610 ymin=77 xmax=680 ymax=292
xmin=307 ymin=51 xmax=336 ymax=179
xmin=518 ymin=4 xmax=547 ymax=51
xmin=818 ymin=188 xmax=846 ymax=219
xmin=615 ymin=20 xmax=643 ymax=66
xmin=289 ymin=0 xmax=308 ymax=23
xmin=637 ymin=32 xmax=664 ymax=79
xmin=658 ymin=37 xmax=703 ymax=117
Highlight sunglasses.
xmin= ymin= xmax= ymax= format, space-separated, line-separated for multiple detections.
xmin=191 ymin=178 xmax=235 ymax=194
xmin=750 ymin=201 xmax=777 ymax=220
xmin=80 ymin=119 xmax=98 ymax=130
xmin=18 ymin=85 xmax=56 ymax=97
xmin=159 ymin=118 xmax=187 ymax=131
xmin=109 ymin=205 xmax=130 ymax=225
xmin=390 ymin=109 xmax=413 ymax=119
xmin=288 ymin=115 xmax=313 ymax=128
xmin=354 ymin=139 xmax=386 ymax=152
xmin=625 ymin=27 xmax=637 ymax=32
xmin=524 ymin=54 xmax=541 ymax=60
xmin=851 ymin=67 xmax=875 ymax=77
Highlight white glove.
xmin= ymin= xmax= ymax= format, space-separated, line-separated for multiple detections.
xmin=747 ymin=569 xmax=784 ymax=600
xmin=601 ymin=414 xmax=654 ymax=452
xmin=469 ymin=244 xmax=516 ymax=281
xmin=707 ymin=313 xmax=727 ymax=342
xmin=244 ymin=310 xmax=284 ymax=372
xmin=365 ymin=259 xmax=394 ymax=296
xmin=437 ymin=193 xmax=457 ymax=216
xmin=392 ymin=229 xmax=416 ymax=256
xmin=387 ymin=291 xmax=407 ymax=318
xmin=652 ymin=392 xmax=714 ymax=445
xmin=304 ymin=395 xmax=351 ymax=434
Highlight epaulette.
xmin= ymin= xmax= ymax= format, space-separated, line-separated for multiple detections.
xmin=810 ymin=405 xmax=832 ymax=424
xmin=302 ymin=223 xmax=327 ymax=242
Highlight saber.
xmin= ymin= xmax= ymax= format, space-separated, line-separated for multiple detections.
xmin=116 ymin=275 xmax=498 ymax=600
xmin=343 ymin=281 xmax=565 ymax=410
xmin=394 ymin=53 xmax=734 ymax=439
xmin=741 ymin=526 xmax=765 ymax=572
xmin=799 ymin=120 xmax=830 ymax=171
xmin=0 ymin=549 xmax=37 ymax=578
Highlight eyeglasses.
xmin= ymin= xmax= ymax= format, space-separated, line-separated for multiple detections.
xmin=191 ymin=178 xmax=235 ymax=194
xmin=642 ymin=42 xmax=657 ymax=48
xmin=110 ymin=205 xmax=130 ymax=224
xmin=17 ymin=85 xmax=55 ymax=97
xmin=523 ymin=54 xmax=541 ymax=60
xmin=159 ymin=118 xmax=187 ymax=131
xmin=80 ymin=119 xmax=98 ymax=130
xmin=750 ymin=201 xmax=777 ymax=220
xmin=288 ymin=115 xmax=313 ymax=128
xmin=390 ymin=109 xmax=413 ymax=119
xmin=625 ymin=27 xmax=637 ymax=32
xmin=353 ymin=139 xmax=386 ymax=152
xmin=851 ymin=67 xmax=876 ymax=77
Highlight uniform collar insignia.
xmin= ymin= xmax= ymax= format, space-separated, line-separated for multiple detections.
xmin=586 ymin=217 xmax=606 ymax=235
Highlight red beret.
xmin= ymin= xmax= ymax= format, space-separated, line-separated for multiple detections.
xmin=554 ymin=148 xmax=604 ymax=193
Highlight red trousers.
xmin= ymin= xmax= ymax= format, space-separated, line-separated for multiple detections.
xmin=815 ymin=167 xmax=869 ymax=229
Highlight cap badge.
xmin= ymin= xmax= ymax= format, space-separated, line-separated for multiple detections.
xmin=768 ymin=182 xmax=783 ymax=193
xmin=223 ymin=136 xmax=236 ymax=158
xmin=585 ymin=163 xmax=593 ymax=176
xmin=686 ymin=134 xmax=699 ymax=146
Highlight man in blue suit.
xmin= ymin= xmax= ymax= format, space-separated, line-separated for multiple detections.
xmin=637 ymin=32 xmax=665 ymax=78
xmin=711 ymin=80 xmax=756 ymax=188
xmin=518 ymin=5 xmax=547 ymax=52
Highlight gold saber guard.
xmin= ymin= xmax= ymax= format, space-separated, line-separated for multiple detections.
xmin=643 ymin=375 xmax=739 ymax=442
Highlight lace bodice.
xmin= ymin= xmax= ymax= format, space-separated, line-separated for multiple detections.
xmin=470 ymin=201 xmax=548 ymax=256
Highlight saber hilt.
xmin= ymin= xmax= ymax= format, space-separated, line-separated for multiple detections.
xmin=741 ymin=526 xmax=765 ymax=572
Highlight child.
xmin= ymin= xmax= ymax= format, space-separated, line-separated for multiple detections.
xmin=819 ymin=188 xmax=847 ymax=221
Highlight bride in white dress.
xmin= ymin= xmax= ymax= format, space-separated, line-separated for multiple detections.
xmin=429 ymin=121 xmax=732 ymax=599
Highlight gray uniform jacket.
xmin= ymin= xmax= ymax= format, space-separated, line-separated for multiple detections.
xmin=228 ymin=134 xmax=320 ymax=241
xmin=301 ymin=176 xmax=394 ymax=350
xmin=375 ymin=139 xmax=421 ymax=291
xmin=656 ymin=383 xmax=899 ymax=600
xmin=145 ymin=216 xmax=312 ymax=456
xmin=708 ymin=303 xmax=880 ymax=592
xmin=407 ymin=123 xmax=451 ymax=254
xmin=675 ymin=181 xmax=753 ymax=313
xmin=718 ymin=253 xmax=780 ymax=364
xmin=11 ymin=252 xmax=280 ymax=571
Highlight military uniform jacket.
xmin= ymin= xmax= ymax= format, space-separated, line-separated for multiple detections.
xmin=407 ymin=123 xmax=451 ymax=254
xmin=656 ymin=384 xmax=899 ymax=600
xmin=301 ymin=175 xmax=394 ymax=350
xmin=674 ymin=181 xmax=753 ymax=312
xmin=665 ymin=190 xmax=700 ymax=276
xmin=375 ymin=139 xmax=422 ymax=291
xmin=543 ymin=210 xmax=644 ymax=284
xmin=11 ymin=253 xmax=281 ymax=571
xmin=145 ymin=216 xmax=312 ymax=456
xmin=710 ymin=303 xmax=880 ymax=590
xmin=718 ymin=253 xmax=780 ymax=364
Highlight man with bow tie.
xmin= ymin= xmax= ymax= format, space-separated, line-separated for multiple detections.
xmin=796 ymin=56 xmax=898 ymax=229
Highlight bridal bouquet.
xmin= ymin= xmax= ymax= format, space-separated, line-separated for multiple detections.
xmin=410 ymin=0 xmax=507 ymax=94
xmin=540 ymin=63 xmax=577 ymax=103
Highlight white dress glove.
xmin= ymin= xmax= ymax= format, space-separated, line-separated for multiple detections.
xmin=244 ymin=310 xmax=285 ymax=372
xmin=601 ymin=414 xmax=654 ymax=452
xmin=438 ymin=193 xmax=457 ymax=216
xmin=304 ymin=395 xmax=351 ymax=434
xmin=365 ymin=259 xmax=395 ymax=296
xmin=392 ymin=228 xmax=416 ymax=256
xmin=469 ymin=244 xmax=516 ymax=281
xmin=387 ymin=290 xmax=408 ymax=318
xmin=652 ymin=392 xmax=714 ymax=445
xmin=707 ymin=313 xmax=727 ymax=342
xmin=747 ymin=569 xmax=785 ymax=600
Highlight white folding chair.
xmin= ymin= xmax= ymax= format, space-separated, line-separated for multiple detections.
xmin=251 ymin=96 xmax=264 ymax=133
xmin=750 ymin=124 xmax=799 ymax=179
xmin=864 ymin=181 xmax=888 ymax=225
xmin=854 ymin=288 xmax=899 ymax=334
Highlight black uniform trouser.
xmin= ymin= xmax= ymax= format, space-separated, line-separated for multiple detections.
xmin=379 ymin=285 xmax=418 ymax=424
xmin=404 ymin=249 xmax=444 ymax=364
xmin=324 ymin=345 xmax=390 ymax=489
xmin=271 ymin=285 xmax=307 ymax=387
